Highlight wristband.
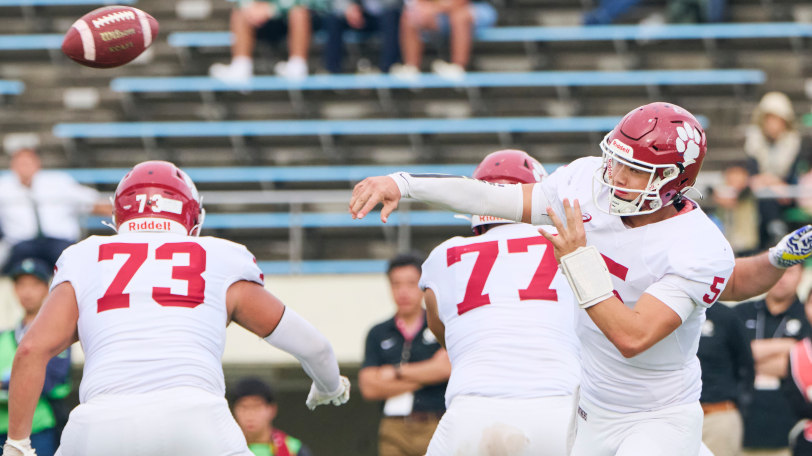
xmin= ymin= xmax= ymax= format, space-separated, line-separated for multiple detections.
xmin=559 ymin=245 xmax=615 ymax=309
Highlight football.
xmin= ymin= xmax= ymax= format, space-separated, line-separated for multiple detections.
xmin=61 ymin=5 xmax=159 ymax=69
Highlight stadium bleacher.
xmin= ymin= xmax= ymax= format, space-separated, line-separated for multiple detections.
xmin=165 ymin=22 xmax=812 ymax=49
xmin=1 ymin=0 xmax=810 ymax=270
xmin=0 ymin=79 xmax=24 ymax=95
xmin=0 ymin=0 xmax=133 ymax=6
xmin=109 ymin=69 xmax=766 ymax=93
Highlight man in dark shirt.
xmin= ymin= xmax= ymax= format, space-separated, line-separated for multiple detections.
xmin=698 ymin=302 xmax=755 ymax=456
xmin=736 ymin=265 xmax=811 ymax=456
xmin=782 ymin=287 xmax=812 ymax=456
xmin=359 ymin=253 xmax=451 ymax=456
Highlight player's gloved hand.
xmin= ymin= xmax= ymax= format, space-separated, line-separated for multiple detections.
xmin=306 ymin=376 xmax=351 ymax=410
xmin=4 ymin=438 xmax=37 ymax=456
xmin=769 ymin=225 xmax=812 ymax=268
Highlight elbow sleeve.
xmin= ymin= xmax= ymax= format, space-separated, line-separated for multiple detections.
xmin=264 ymin=308 xmax=340 ymax=393
xmin=390 ymin=172 xmax=524 ymax=221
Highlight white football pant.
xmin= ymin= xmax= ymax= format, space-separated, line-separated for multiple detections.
xmin=426 ymin=394 xmax=577 ymax=456
xmin=570 ymin=397 xmax=704 ymax=456
xmin=55 ymin=386 xmax=252 ymax=456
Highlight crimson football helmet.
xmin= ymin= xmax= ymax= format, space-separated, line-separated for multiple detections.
xmin=112 ymin=160 xmax=204 ymax=235
xmin=471 ymin=149 xmax=546 ymax=232
xmin=593 ymin=102 xmax=707 ymax=216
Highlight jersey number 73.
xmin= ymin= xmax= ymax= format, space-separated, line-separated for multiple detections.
xmin=97 ymin=242 xmax=206 ymax=312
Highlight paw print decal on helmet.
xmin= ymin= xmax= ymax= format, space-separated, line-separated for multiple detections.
xmin=675 ymin=121 xmax=702 ymax=163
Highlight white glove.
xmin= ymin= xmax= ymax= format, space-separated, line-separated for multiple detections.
xmin=306 ymin=375 xmax=350 ymax=410
xmin=769 ymin=225 xmax=812 ymax=268
xmin=4 ymin=438 xmax=37 ymax=456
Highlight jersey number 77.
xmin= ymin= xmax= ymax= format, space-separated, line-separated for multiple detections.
xmin=448 ymin=235 xmax=629 ymax=315
xmin=447 ymin=236 xmax=559 ymax=315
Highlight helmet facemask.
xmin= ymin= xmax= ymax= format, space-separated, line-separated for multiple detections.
xmin=593 ymin=133 xmax=682 ymax=216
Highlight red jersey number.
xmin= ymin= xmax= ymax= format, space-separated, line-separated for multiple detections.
xmin=703 ymin=276 xmax=726 ymax=304
xmin=447 ymin=236 xmax=558 ymax=315
xmin=97 ymin=242 xmax=207 ymax=312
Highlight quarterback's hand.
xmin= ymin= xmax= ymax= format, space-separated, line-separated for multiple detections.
xmin=4 ymin=438 xmax=36 ymax=456
xmin=350 ymin=176 xmax=401 ymax=222
xmin=538 ymin=199 xmax=587 ymax=262
xmin=306 ymin=376 xmax=351 ymax=411
xmin=769 ymin=225 xmax=812 ymax=268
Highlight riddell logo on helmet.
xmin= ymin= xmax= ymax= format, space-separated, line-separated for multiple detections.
xmin=477 ymin=215 xmax=510 ymax=223
xmin=128 ymin=219 xmax=173 ymax=231
xmin=610 ymin=139 xmax=633 ymax=155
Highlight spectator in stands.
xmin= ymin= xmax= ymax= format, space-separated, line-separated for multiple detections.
xmin=324 ymin=0 xmax=402 ymax=74
xmin=713 ymin=164 xmax=760 ymax=256
xmin=0 ymin=258 xmax=70 ymax=456
xmin=698 ymin=301 xmax=754 ymax=456
xmin=359 ymin=252 xmax=450 ymax=456
xmin=746 ymin=92 xmax=812 ymax=250
xmin=209 ymin=0 xmax=328 ymax=81
xmin=736 ymin=264 xmax=810 ymax=456
xmin=582 ymin=0 xmax=725 ymax=24
xmin=391 ymin=0 xmax=496 ymax=79
xmin=231 ymin=377 xmax=313 ymax=456
xmin=0 ymin=146 xmax=110 ymax=272
xmin=783 ymin=290 xmax=812 ymax=456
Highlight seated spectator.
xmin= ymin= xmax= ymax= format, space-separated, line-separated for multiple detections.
xmin=0 ymin=258 xmax=71 ymax=456
xmin=0 ymin=146 xmax=111 ymax=272
xmin=231 ymin=377 xmax=313 ymax=456
xmin=392 ymin=0 xmax=496 ymax=79
xmin=745 ymin=92 xmax=812 ymax=249
xmin=698 ymin=302 xmax=754 ymax=456
xmin=324 ymin=0 xmax=402 ymax=74
xmin=583 ymin=0 xmax=725 ymax=24
xmin=667 ymin=0 xmax=726 ymax=23
xmin=209 ymin=0 xmax=326 ymax=81
xmin=713 ymin=164 xmax=760 ymax=256
xmin=783 ymin=290 xmax=812 ymax=456
xmin=736 ymin=265 xmax=811 ymax=456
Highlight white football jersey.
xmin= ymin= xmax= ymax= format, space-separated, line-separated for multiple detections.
xmin=420 ymin=223 xmax=581 ymax=407
xmin=52 ymin=231 xmax=264 ymax=403
xmin=539 ymin=157 xmax=735 ymax=413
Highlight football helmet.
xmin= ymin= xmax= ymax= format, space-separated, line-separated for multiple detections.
xmin=471 ymin=149 xmax=546 ymax=233
xmin=112 ymin=160 xmax=204 ymax=235
xmin=593 ymin=102 xmax=706 ymax=216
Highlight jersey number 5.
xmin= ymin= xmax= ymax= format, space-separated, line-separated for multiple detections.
xmin=97 ymin=242 xmax=206 ymax=312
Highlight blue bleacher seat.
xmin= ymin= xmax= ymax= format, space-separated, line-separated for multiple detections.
xmin=475 ymin=22 xmax=812 ymax=42
xmin=84 ymin=211 xmax=466 ymax=274
xmin=0 ymin=0 xmax=133 ymax=6
xmin=166 ymin=22 xmax=812 ymax=50
xmin=27 ymin=164 xmax=480 ymax=184
xmin=256 ymin=259 xmax=387 ymax=275
xmin=86 ymin=210 xmax=468 ymax=230
xmin=0 ymin=34 xmax=61 ymax=51
xmin=110 ymin=69 xmax=766 ymax=93
xmin=0 ymin=79 xmax=24 ymax=95
xmin=53 ymin=115 xmax=707 ymax=140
